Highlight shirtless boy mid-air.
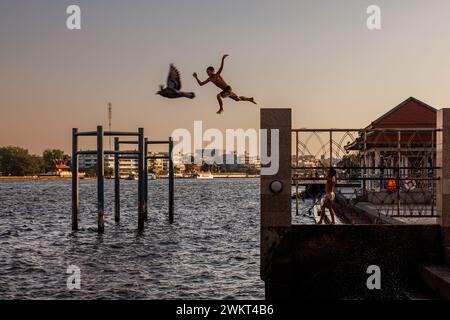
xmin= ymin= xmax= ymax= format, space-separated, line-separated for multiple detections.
xmin=193 ymin=54 xmax=257 ymax=114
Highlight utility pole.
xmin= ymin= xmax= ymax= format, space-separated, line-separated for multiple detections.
xmin=108 ymin=102 xmax=112 ymax=150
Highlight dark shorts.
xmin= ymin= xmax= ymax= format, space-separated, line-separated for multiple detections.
xmin=219 ymin=86 xmax=233 ymax=98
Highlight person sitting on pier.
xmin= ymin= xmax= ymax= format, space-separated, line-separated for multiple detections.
xmin=193 ymin=54 xmax=257 ymax=114
xmin=316 ymin=160 xmax=337 ymax=225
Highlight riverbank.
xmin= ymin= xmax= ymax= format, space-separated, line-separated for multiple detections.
xmin=0 ymin=176 xmax=72 ymax=181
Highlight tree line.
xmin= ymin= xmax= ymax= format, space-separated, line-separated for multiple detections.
xmin=0 ymin=146 xmax=70 ymax=176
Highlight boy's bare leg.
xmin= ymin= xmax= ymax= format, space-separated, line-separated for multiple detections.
xmin=317 ymin=202 xmax=327 ymax=224
xmin=327 ymin=203 xmax=336 ymax=224
xmin=216 ymin=94 xmax=224 ymax=114
xmin=239 ymin=96 xmax=257 ymax=104
xmin=229 ymin=93 xmax=257 ymax=105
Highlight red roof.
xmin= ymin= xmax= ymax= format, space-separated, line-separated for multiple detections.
xmin=346 ymin=97 xmax=437 ymax=150
xmin=368 ymin=97 xmax=436 ymax=129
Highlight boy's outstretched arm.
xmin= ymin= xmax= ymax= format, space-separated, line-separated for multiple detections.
xmin=217 ymin=54 xmax=229 ymax=75
xmin=193 ymin=72 xmax=210 ymax=86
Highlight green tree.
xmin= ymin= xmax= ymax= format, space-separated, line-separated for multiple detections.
xmin=0 ymin=146 xmax=45 ymax=176
xmin=42 ymin=149 xmax=70 ymax=171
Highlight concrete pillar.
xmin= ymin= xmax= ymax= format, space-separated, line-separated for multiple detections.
xmin=436 ymin=108 xmax=450 ymax=245
xmin=260 ymin=108 xmax=292 ymax=281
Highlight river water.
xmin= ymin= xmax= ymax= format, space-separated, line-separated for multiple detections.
xmin=0 ymin=178 xmax=312 ymax=299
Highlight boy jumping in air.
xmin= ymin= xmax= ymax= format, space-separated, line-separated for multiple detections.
xmin=193 ymin=54 xmax=257 ymax=114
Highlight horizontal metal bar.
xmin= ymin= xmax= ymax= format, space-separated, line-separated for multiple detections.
xmin=118 ymin=140 xmax=138 ymax=145
xmin=77 ymin=150 xmax=97 ymax=155
xmin=76 ymin=131 xmax=97 ymax=137
xmin=146 ymin=141 xmax=170 ymax=145
xmin=104 ymin=131 xmax=140 ymax=137
xmin=77 ymin=150 xmax=139 ymax=156
xmin=292 ymin=128 xmax=441 ymax=132
xmin=292 ymin=177 xmax=440 ymax=181
xmin=106 ymin=151 xmax=139 ymax=155
xmin=147 ymin=156 xmax=170 ymax=160
xmin=388 ymin=215 xmax=440 ymax=218
xmin=292 ymin=166 xmax=441 ymax=170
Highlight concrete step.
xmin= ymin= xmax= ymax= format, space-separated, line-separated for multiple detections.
xmin=403 ymin=284 xmax=438 ymax=300
xmin=421 ymin=265 xmax=450 ymax=300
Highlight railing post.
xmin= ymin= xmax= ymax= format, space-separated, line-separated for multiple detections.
xmin=437 ymin=109 xmax=450 ymax=246
xmin=397 ymin=131 xmax=401 ymax=216
xmin=144 ymin=138 xmax=148 ymax=222
xmin=114 ymin=137 xmax=120 ymax=223
xmin=260 ymin=108 xmax=291 ymax=284
xmin=169 ymin=137 xmax=174 ymax=224
xmin=138 ymin=128 xmax=145 ymax=231
xmin=97 ymin=126 xmax=105 ymax=233
xmin=72 ymin=128 xmax=79 ymax=231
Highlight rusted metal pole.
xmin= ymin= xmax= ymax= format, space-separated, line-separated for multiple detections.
xmin=363 ymin=131 xmax=367 ymax=197
xmin=114 ymin=137 xmax=120 ymax=223
xmin=169 ymin=137 xmax=174 ymax=223
xmin=138 ymin=128 xmax=145 ymax=231
xmin=329 ymin=130 xmax=333 ymax=166
xmin=97 ymin=126 xmax=105 ymax=233
xmin=397 ymin=131 xmax=401 ymax=216
xmin=72 ymin=128 xmax=79 ymax=231
xmin=144 ymin=138 xmax=148 ymax=222
xmin=431 ymin=131 xmax=435 ymax=217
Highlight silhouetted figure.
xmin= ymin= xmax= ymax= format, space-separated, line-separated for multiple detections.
xmin=157 ymin=64 xmax=195 ymax=99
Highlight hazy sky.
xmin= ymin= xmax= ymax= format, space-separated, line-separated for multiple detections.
xmin=1 ymin=0 xmax=450 ymax=154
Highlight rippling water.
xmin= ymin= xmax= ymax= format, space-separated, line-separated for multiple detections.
xmin=0 ymin=178 xmax=315 ymax=299
xmin=0 ymin=178 xmax=273 ymax=299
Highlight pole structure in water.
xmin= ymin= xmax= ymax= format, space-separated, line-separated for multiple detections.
xmin=72 ymin=128 xmax=79 ymax=231
xmin=97 ymin=126 xmax=105 ymax=233
xmin=138 ymin=128 xmax=145 ymax=231
xmin=114 ymin=137 xmax=120 ymax=223
xmin=144 ymin=138 xmax=148 ymax=222
xmin=168 ymin=137 xmax=174 ymax=223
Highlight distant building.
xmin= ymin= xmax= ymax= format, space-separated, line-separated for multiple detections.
xmin=78 ymin=154 xmax=138 ymax=177
xmin=47 ymin=159 xmax=71 ymax=177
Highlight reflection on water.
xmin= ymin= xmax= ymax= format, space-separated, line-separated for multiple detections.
xmin=0 ymin=178 xmax=272 ymax=299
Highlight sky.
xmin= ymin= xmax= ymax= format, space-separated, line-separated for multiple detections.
xmin=1 ymin=0 xmax=450 ymax=154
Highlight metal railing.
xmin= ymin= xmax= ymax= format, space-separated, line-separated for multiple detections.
xmin=292 ymin=128 xmax=441 ymax=221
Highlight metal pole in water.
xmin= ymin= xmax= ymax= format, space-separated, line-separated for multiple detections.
xmin=114 ymin=137 xmax=120 ymax=223
xmin=97 ymin=126 xmax=105 ymax=233
xmin=169 ymin=137 xmax=174 ymax=223
xmin=144 ymin=138 xmax=148 ymax=222
xmin=138 ymin=128 xmax=145 ymax=231
xmin=72 ymin=128 xmax=79 ymax=231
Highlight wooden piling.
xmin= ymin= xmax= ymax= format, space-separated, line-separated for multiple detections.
xmin=97 ymin=126 xmax=105 ymax=233
xmin=138 ymin=128 xmax=145 ymax=231
xmin=144 ymin=138 xmax=148 ymax=222
xmin=114 ymin=137 xmax=120 ymax=223
xmin=72 ymin=128 xmax=79 ymax=231
xmin=169 ymin=137 xmax=174 ymax=223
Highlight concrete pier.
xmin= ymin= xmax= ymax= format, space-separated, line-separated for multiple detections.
xmin=260 ymin=108 xmax=450 ymax=299
xmin=437 ymin=109 xmax=450 ymax=246
xmin=260 ymin=108 xmax=291 ymax=291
